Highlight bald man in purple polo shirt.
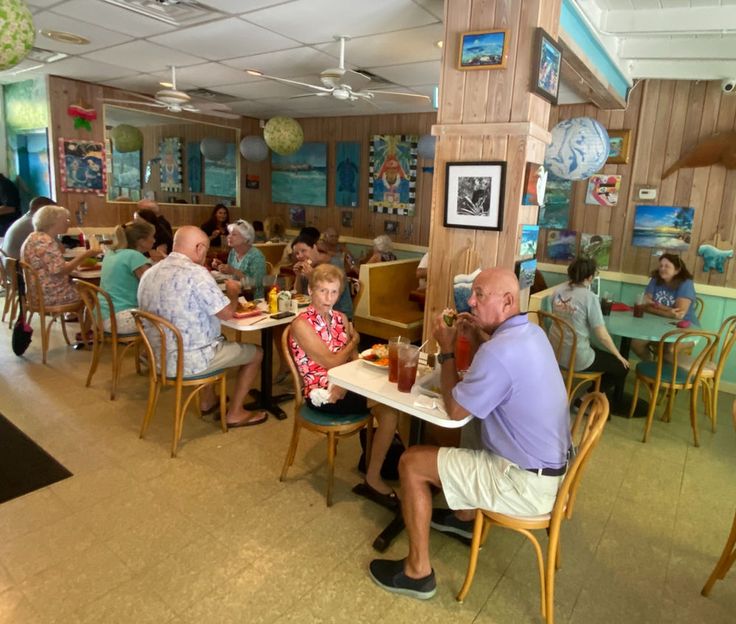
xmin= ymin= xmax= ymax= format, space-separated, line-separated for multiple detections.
xmin=369 ymin=267 xmax=571 ymax=600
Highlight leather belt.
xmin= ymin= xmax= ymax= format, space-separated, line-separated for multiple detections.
xmin=525 ymin=465 xmax=566 ymax=477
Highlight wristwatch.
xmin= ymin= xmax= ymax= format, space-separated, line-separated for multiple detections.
xmin=437 ymin=352 xmax=455 ymax=364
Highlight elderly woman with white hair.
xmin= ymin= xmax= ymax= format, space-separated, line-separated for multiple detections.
xmin=21 ymin=204 xmax=99 ymax=307
xmin=212 ymin=219 xmax=267 ymax=299
xmin=364 ymin=234 xmax=397 ymax=264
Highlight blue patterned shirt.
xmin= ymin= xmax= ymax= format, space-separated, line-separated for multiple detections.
xmin=138 ymin=251 xmax=230 ymax=377
xmin=228 ymin=246 xmax=267 ymax=299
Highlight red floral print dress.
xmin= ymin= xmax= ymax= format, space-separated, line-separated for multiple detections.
xmin=289 ymin=305 xmax=349 ymax=397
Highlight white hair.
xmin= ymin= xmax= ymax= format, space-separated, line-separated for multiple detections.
xmin=32 ymin=205 xmax=69 ymax=232
xmin=227 ymin=219 xmax=255 ymax=245
xmin=373 ymin=234 xmax=394 ymax=254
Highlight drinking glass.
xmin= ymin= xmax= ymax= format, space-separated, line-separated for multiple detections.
xmin=388 ymin=336 xmax=409 ymax=383
xmin=397 ymin=344 xmax=420 ymax=393
xmin=241 ymin=276 xmax=254 ymax=301
xmin=455 ymin=335 xmax=472 ymax=374
xmin=600 ymin=297 xmax=613 ymax=316
xmin=633 ymin=294 xmax=645 ymax=318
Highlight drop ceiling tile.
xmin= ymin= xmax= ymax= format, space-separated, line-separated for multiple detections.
xmin=222 ymin=47 xmax=339 ymax=77
xmin=150 ymin=63 xmax=248 ymax=89
xmin=148 ymin=17 xmax=299 ymax=61
xmin=101 ymin=74 xmax=172 ymax=94
xmin=315 ymin=25 xmax=444 ymax=68
xmin=50 ymin=0 xmax=177 ymax=37
xmin=413 ymin=0 xmax=445 ymax=20
xmin=83 ymin=41 xmax=205 ymax=72
xmin=34 ymin=10 xmax=133 ymax=54
xmin=216 ymin=76 xmax=320 ymax=99
xmin=44 ymin=57 xmax=135 ymax=83
xmin=26 ymin=0 xmax=63 ymax=7
xmin=242 ymin=0 xmax=439 ymax=44
xmin=367 ymin=60 xmax=440 ymax=86
xmin=199 ymin=0 xmax=291 ymax=14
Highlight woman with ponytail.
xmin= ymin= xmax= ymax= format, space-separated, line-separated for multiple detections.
xmin=99 ymin=221 xmax=156 ymax=333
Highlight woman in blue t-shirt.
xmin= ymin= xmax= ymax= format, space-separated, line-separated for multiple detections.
xmin=631 ymin=253 xmax=698 ymax=360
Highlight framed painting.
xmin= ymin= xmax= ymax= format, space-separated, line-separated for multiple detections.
xmin=369 ymin=134 xmax=418 ymax=215
xmin=632 ymin=205 xmax=694 ymax=251
xmin=186 ymin=141 xmax=202 ymax=193
xmin=522 ymin=162 xmax=546 ymax=206
xmin=443 ymin=161 xmax=505 ymax=231
xmin=539 ymin=175 xmax=572 ymax=229
xmin=289 ymin=205 xmax=306 ymax=227
xmin=515 ymin=258 xmax=537 ymax=291
xmin=204 ymin=143 xmax=236 ymax=198
xmin=607 ymin=130 xmax=632 ymax=165
xmin=585 ymin=174 xmax=622 ymax=206
xmin=111 ymin=146 xmax=141 ymax=195
xmin=519 ymin=224 xmax=540 ymax=258
xmin=272 ymin=142 xmax=327 ymax=207
xmin=335 ymin=141 xmax=360 ymax=207
xmin=159 ymin=137 xmax=182 ymax=192
xmin=531 ymin=28 xmax=562 ymax=105
xmin=546 ymin=229 xmax=577 ymax=261
xmin=580 ymin=233 xmax=613 ymax=270
xmin=458 ymin=29 xmax=509 ymax=70
xmin=58 ymin=139 xmax=106 ymax=194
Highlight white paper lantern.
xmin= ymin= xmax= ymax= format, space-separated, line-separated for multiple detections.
xmin=0 ymin=0 xmax=35 ymax=71
xmin=240 ymin=135 xmax=269 ymax=162
xmin=200 ymin=137 xmax=227 ymax=161
xmin=544 ymin=117 xmax=610 ymax=180
xmin=417 ymin=134 xmax=436 ymax=160
xmin=263 ymin=117 xmax=304 ymax=156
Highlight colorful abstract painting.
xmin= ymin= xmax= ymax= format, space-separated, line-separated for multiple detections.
xmin=546 ymin=229 xmax=577 ymax=261
xmin=369 ymin=134 xmax=418 ymax=215
xmin=335 ymin=141 xmax=360 ymax=207
xmin=585 ymin=174 xmax=621 ymax=206
xmin=272 ymin=142 xmax=327 ymax=207
xmin=580 ymin=233 xmax=613 ymax=270
xmin=519 ymin=224 xmax=540 ymax=258
xmin=204 ymin=143 xmax=236 ymax=198
xmin=58 ymin=139 xmax=106 ymax=194
xmin=539 ymin=175 xmax=572 ymax=229
xmin=632 ymin=205 xmax=694 ymax=251
xmin=159 ymin=137 xmax=182 ymax=192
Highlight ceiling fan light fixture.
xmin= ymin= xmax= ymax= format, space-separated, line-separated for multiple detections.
xmin=159 ymin=81 xmax=173 ymax=88
xmin=245 ymin=69 xmax=263 ymax=77
xmin=332 ymin=88 xmax=350 ymax=100
xmin=156 ymin=89 xmax=191 ymax=105
xmin=40 ymin=30 xmax=91 ymax=45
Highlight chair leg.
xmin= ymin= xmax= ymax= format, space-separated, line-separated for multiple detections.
xmin=86 ymin=333 xmax=103 ymax=389
xmin=701 ymin=510 xmax=736 ymax=596
xmin=171 ymin=385 xmax=185 ymax=458
xmin=218 ymin=376 xmax=228 ymax=433
xmin=628 ymin=378 xmax=641 ymax=419
xmin=41 ymin=313 xmax=52 ymax=364
xmin=456 ymin=510 xmax=485 ymax=603
xmin=139 ymin=380 xmax=161 ymax=439
xmin=59 ymin=315 xmax=72 ymax=346
xmin=109 ymin=339 xmax=119 ymax=400
xmin=280 ymin=420 xmax=302 ymax=481
xmin=690 ymin=383 xmax=701 ymax=447
xmin=642 ymin=381 xmax=660 ymax=443
xmin=662 ymin=387 xmax=676 ymax=422
xmin=710 ymin=379 xmax=720 ymax=432
xmin=364 ymin=419 xmax=374 ymax=469
xmin=325 ymin=431 xmax=336 ymax=507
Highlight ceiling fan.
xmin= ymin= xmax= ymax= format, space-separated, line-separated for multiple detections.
xmin=103 ymin=66 xmax=239 ymax=119
xmin=246 ymin=35 xmax=431 ymax=106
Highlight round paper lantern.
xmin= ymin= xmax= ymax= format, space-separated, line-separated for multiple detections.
xmin=240 ymin=135 xmax=269 ymax=162
xmin=200 ymin=137 xmax=227 ymax=161
xmin=544 ymin=117 xmax=610 ymax=180
xmin=110 ymin=124 xmax=143 ymax=153
xmin=0 ymin=0 xmax=35 ymax=71
xmin=263 ymin=116 xmax=303 ymax=156
xmin=417 ymin=134 xmax=436 ymax=160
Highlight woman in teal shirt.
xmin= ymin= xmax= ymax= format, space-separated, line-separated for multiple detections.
xmin=212 ymin=219 xmax=267 ymax=299
xmin=99 ymin=220 xmax=155 ymax=333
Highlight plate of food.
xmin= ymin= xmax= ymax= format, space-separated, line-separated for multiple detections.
xmin=359 ymin=344 xmax=389 ymax=368
xmin=233 ymin=300 xmax=262 ymax=319
xmin=292 ymin=293 xmax=310 ymax=307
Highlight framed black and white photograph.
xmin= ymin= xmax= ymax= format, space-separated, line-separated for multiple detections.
xmin=443 ymin=161 xmax=505 ymax=231
xmin=531 ymin=28 xmax=562 ymax=105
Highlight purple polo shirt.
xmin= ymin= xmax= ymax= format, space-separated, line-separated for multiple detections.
xmin=452 ymin=314 xmax=571 ymax=469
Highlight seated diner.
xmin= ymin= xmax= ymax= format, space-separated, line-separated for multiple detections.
xmin=212 ymin=219 xmax=267 ymax=300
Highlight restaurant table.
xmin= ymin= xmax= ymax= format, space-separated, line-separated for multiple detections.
xmin=328 ymin=359 xmax=472 ymax=551
xmin=221 ymin=310 xmax=296 ymax=420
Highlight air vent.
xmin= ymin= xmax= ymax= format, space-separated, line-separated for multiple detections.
xmin=185 ymin=87 xmax=238 ymax=103
xmin=26 ymin=47 xmax=68 ymax=63
xmin=353 ymin=69 xmax=394 ymax=86
xmin=101 ymin=0 xmax=223 ymax=26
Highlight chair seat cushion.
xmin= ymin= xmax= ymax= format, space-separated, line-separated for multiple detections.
xmin=299 ymin=403 xmax=369 ymax=427
xmin=636 ymin=361 xmax=689 ymax=384
xmin=168 ymin=368 xmax=226 ymax=381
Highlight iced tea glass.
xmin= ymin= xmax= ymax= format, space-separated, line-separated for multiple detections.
xmin=388 ymin=336 xmax=409 ymax=383
xmin=397 ymin=344 xmax=420 ymax=393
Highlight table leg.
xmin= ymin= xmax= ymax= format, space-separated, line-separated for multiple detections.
xmin=244 ymin=326 xmax=293 ymax=420
xmin=613 ymin=337 xmax=631 ymax=404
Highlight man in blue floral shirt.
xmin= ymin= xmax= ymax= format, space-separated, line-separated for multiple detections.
xmin=138 ymin=226 xmax=267 ymax=427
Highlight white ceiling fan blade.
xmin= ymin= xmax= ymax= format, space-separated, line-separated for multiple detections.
xmin=289 ymin=92 xmax=330 ymax=100
xmin=366 ymin=90 xmax=431 ymax=103
xmin=340 ymin=69 xmax=371 ymax=91
xmin=247 ymin=71 xmax=333 ymax=93
xmin=199 ymin=109 xmax=241 ymax=120
xmin=103 ymin=98 xmax=166 ymax=108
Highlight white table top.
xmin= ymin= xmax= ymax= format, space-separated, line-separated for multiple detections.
xmin=328 ymin=359 xmax=472 ymax=429
xmin=220 ymin=306 xmax=296 ymax=333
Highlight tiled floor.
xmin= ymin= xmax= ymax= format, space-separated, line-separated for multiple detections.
xmin=0 ymin=325 xmax=734 ymax=623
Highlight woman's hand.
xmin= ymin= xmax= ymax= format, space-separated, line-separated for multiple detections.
xmin=149 ymin=245 xmax=167 ymax=262
xmin=617 ymin=353 xmax=631 ymax=370
xmin=326 ymin=384 xmax=347 ymax=403
xmin=211 ymin=258 xmax=222 ymax=270
xmin=219 ymin=263 xmax=233 ymax=275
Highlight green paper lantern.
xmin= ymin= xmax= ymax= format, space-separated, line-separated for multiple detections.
xmin=0 ymin=0 xmax=36 ymax=71
xmin=263 ymin=116 xmax=304 ymax=156
xmin=110 ymin=124 xmax=143 ymax=153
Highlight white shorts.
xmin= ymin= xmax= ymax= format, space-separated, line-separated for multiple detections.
xmin=437 ymin=448 xmax=563 ymax=516
xmin=199 ymin=341 xmax=258 ymax=375
xmin=103 ymin=310 xmax=138 ymax=335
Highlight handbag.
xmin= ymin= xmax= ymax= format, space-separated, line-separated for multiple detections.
xmin=11 ymin=265 xmax=33 ymax=356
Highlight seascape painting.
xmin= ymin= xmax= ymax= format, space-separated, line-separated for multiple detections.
xmin=546 ymin=229 xmax=577 ymax=261
xmin=335 ymin=141 xmax=360 ymax=207
xmin=580 ymin=233 xmax=613 ymax=270
xmin=111 ymin=146 xmax=141 ymax=192
xmin=539 ymin=175 xmax=572 ymax=229
xmin=632 ymin=205 xmax=694 ymax=251
xmin=187 ymin=141 xmax=202 ymax=193
xmin=519 ymin=224 xmax=540 ymax=257
xmin=515 ymin=258 xmax=537 ymax=291
xmin=272 ymin=142 xmax=327 ymax=207
xmin=459 ymin=30 xmax=508 ymax=69
xmin=204 ymin=143 xmax=236 ymax=198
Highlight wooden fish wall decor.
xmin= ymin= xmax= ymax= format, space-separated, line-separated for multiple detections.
xmin=662 ymin=131 xmax=736 ymax=179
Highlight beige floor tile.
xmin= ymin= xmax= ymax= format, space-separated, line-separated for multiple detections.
xmin=74 ymin=576 xmax=177 ymax=624
xmin=0 ymin=587 xmax=42 ymax=624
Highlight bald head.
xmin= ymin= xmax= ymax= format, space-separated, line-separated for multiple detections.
xmin=137 ymin=199 xmax=160 ymax=215
xmin=29 ymin=196 xmax=56 ymax=213
xmin=173 ymin=226 xmax=208 ymax=264
xmin=470 ymin=267 xmax=521 ymax=330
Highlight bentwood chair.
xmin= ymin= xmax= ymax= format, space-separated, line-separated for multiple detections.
xmin=280 ymin=326 xmax=373 ymax=506
xmin=694 ymin=296 xmax=705 ymax=322
xmin=347 ymin=277 xmax=364 ymax=311
xmin=630 ymin=329 xmax=719 ymax=446
xmin=19 ymin=260 xmax=82 ymax=364
xmin=701 ymin=399 xmax=736 ymax=597
xmin=73 ymin=280 xmax=142 ymax=400
xmin=0 ymin=251 xmax=20 ymax=327
xmin=456 ymin=392 xmax=610 ymax=624
xmin=131 ymin=309 xmax=228 ymax=457
xmin=530 ymin=310 xmax=603 ymax=406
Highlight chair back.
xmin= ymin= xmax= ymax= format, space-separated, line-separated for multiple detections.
xmin=655 ymin=329 xmax=719 ymax=388
xmin=1 ymin=253 xmax=19 ymax=298
xmin=694 ymin=296 xmax=705 ymax=321
xmin=130 ymin=309 xmax=184 ymax=385
xmin=713 ymin=316 xmax=736 ymax=384
xmin=280 ymin=325 xmax=306 ymax=410
xmin=73 ymin=279 xmax=108 ymax=343
xmin=347 ymin=277 xmax=364 ymax=310
xmin=528 ymin=309 xmax=577 ymax=396
xmin=19 ymin=260 xmax=44 ymax=314
xmin=555 ymin=392 xmax=609 ymax=522
xmin=0 ymin=249 xmax=12 ymax=286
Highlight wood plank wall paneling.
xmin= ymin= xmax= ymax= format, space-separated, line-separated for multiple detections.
xmin=48 ymin=75 xmax=436 ymax=245
xmin=539 ymin=79 xmax=736 ymax=288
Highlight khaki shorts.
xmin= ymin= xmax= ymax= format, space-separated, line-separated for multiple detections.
xmin=437 ymin=447 xmax=563 ymax=516
xmin=199 ymin=341 xmax=257 ymax=375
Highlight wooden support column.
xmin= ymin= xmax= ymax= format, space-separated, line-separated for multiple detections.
xmin=424 ymin=0 xmax=562 ymax=331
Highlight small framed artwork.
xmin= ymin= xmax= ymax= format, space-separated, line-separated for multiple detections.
xmin=522 ymin=162 xmax=546 ymax=206
xmin=607 ymin=130 xmax=632 ymax=165
xmin=458 ymin=30 xmax=509 ymax=70
xmin=444 ymin=161 xmax=505 ymax=231
xmin=531 ymin=28 xmax=562 ymax=105
xmin=59 ymin=139 xmax=106 ymax=194
xmin=341 ymin=210 xmax=353 ymax=228
xmin=384 ymin=220 xmax=399 ymax=234
xmin=515 ymin=258 xmax=537 ymax=291
xmin=585 ymin=174 xmax=622 ymax=206
xmin=518 ymin=224 xmax=540 ymax=258
xmin=546 ymin=229 xmax=577 ymax=261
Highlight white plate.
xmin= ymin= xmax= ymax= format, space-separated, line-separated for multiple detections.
xmin=416 ymin=370 xmax=441 ymax=398
xmin=358 ymin=348 xmax=388 ymax=369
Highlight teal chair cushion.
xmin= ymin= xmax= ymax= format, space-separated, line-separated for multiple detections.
xmin=169 ymin=368 xmax=226 ymax=382
xmin=636 ymin=361 xmax=689 ymax=384
xmin=299 ymin=403 xmax=369 ymax=427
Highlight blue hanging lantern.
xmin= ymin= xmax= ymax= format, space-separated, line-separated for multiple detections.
xmin=544 ymin=117 xmax=610 ymax=180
